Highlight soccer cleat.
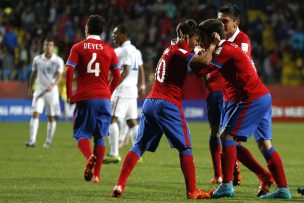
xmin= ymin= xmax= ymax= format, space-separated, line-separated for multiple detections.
xmin=187 ymin=188 xmax=212 ymax=199
xmin=212 ymin=182 xmax=235 ymax=198
xmin=25 ymin=141 xmax=35 ymax=147
xmin=137 ymin=157 xmax=143 ymax=163
xmin=259 ymin=187 xmax=292 ymax=199
xmin=91 ymin=175 xmax=100 ymax=184
xmin=103 ymin=155 xmax=121 ymax=164
xmin=211 ymin=176 xmax=223 ymax=184
xmin=233 ymin=161 xmax=242 ymax=186
xmin=257 ymin=174 xmax=275 ymax=197
xmin=43 ymin=142 xmax=51 ymax=148
xmin=84 ymin=154 xmax=97 ymax=181
xmin=111 ymin=185 xmax=124 ymax=198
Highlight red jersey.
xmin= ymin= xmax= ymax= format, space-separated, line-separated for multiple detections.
xmin=205 ymin=28 xmax=253 ymax=94
xmin=66 ymin=35 xmax=119 ymax=102
xmin=210 ymin=40 xmax=268 ymax=102
xmin=148 ymin=40 xmax=195 ymax=106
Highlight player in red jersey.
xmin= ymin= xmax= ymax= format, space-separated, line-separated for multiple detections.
xmin=198 ymin=19 xmax=291 ymax=200
xmin=207 ymin=3 xmax=274 ymax=193
xmin=217 ymin=4 xmax=275 ymax=194
xmin=66 ymin=15 xmax=121 ymax=184
xmin=111 ymin=19 xmax=220 ymax=199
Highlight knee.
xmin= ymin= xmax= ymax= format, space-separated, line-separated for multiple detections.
xmin=257 ymin=139 xmax=272 ymax=153
xmin=179 ymin=149 xmax=192 ymax=156
xmin=127 ymin=119 xmax=137 ymax=128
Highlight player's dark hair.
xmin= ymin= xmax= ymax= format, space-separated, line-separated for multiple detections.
xmin=199 ymin=19 xmax=226 ymax=40
xmin=176 ymin=19 xmax=200 ymax=38
xmin=115 ymin=24 xmax=129 ymax=37
xmin=218 ymin=3 xmax=240 ymax=20
xmin=86 ymin=15 xmax=105 ymax=35
xmin=44 ymin=37 xmax=54 ymax=43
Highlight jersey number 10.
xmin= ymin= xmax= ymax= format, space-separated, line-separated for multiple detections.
xmin=87 ymin=53 xmax=100 ymax=77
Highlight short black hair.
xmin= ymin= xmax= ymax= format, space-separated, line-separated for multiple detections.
xmin=115 ymin=24 xmax=129 ymax=37
xmin=199 ymin=19 xmax=226 ymax=40
xmin=86 ymin=15 xmax=105 ymax=35
xmin=44 ymin=37 xmax=54 ymax=43
xmin=218 ymin=4 xmax=240 ymax=20
xmin=176 ymin=19 xmax=200 ymax=38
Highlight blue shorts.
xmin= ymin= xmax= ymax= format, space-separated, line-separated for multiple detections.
xmin=220 ymin=94 xmax=272 ymax=142
xmin=134 ymin=99 xmax=192 ymax=152
xmin=73 ymin=99 xmax=111 ymax=140
xmin=207 ymin=91 xmax=223 ymax=127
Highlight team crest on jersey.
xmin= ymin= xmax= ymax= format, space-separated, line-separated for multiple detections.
xmin=215 ymin=47 xmax=222 ymax=55
xmin=178 ymin=48 xmax=187 ymax=54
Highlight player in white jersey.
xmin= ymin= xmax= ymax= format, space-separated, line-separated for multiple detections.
xmin=118 ymin=48 xmax=146 ymax=148
xmin=104 ymin=25 xmax=145 ymax=163
xmin=26 ymin=38 xmax=64 ymax=148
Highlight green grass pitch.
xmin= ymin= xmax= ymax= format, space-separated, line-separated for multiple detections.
xmin=0 ymin=122 xmax=303 ymax=202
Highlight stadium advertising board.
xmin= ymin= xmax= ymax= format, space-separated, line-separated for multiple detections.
xmin=1 ymin=99 xmax=303 ymax=122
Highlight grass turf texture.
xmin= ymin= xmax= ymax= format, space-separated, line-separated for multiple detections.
xmin=0 ymin=122 xmax=303 ymax=203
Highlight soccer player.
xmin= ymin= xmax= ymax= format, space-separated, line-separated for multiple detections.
xmin=118 ymin=48 xmax=146 ymax=149
xmin=217 ymin=4 xmax=275 ymax=194
xmin=198 ymin=19 xmax=292 ymax=199
xmin=103 ymin=25 xmax=144 ymax=164
xmin=206 ymin=3 xmax=274 ymax=193
xmin=26 ymin=38 xmax=64 ymax=148
xmin=65 ymin=15 xmax=121 ymax=183
xmin=111 ymin=19 xmax=220 ymax=199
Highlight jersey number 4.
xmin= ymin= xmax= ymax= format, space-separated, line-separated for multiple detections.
xmin=87 ymin=53 xmax=100 ymax=76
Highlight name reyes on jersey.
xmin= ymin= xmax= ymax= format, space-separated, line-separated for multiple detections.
xmin=83 ymin=43 xmax=103 ymax=50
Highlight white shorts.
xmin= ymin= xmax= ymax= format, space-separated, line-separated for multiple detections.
xmin=32 ymin=89 xmax=61 ymax=116
xmin=111 ymin=96 xmax=137 ymax=120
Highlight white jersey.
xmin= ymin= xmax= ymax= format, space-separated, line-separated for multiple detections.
xmin=32 ymin=53 xmax=64 ymax=93
xmin=112 ymin=40 xmax=139 ymax=98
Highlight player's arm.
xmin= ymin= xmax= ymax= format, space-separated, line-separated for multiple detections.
xmin=48 ymin=58 xmax=64 ymax=91
xmin=28 ymin=69 xmax=37 ymax=98
xmin=109 ymin=67 xmax=121 ymax=94
xmin=65 ymin=65 xmax=74 ymax=103
xmin=190 ymin=32 xmax=220 ymax=66
xmin=47 ymin=71 xmax=63 ymax=91
xmin=138 ymin=64 xmax=146 ymax=98
xmin=118 ymin=64 xmax=130 ymax=84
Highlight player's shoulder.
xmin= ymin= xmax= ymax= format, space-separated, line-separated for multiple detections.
xmin=217 ymin=41 xmax=240 ymax=55
xmin=52 ymin=54 xmax=64 ymax=63
xmin=236 ymin=31 xmax=250 ymax=42
xmin=33 ymin=54 xmax=43 ymax=62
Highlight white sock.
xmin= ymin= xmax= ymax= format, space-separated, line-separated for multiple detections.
xmin=108 ymin=122 xmax=119 ymax=156
xmin=29 ymin=117 xmax=39 ymax=144
xmin=129 ymin=125 xmax=139 ymax=145
xmin=46 ymin=121 xmax=56 ymax=144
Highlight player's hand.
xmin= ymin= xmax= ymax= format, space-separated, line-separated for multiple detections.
xmin=194 ymin=46 xmax=205 ymax=55
xmin=27 ymin=88 xmax=33 ymax=98
xmin=211 ymin=32 xmax=220 ymax=45
xmin=47 ymin=83 xmax=55 ymax=91
xmin=138 ymin=87 xmax=146 ymax=99
xmin=67 ymin=98 xmax=74 ymax=104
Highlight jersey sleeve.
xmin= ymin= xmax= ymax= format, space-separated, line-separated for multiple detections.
xmin=110 ymin=48 xmax=120 ymax=70
xmin=66 ymin=44 xmax=79 ymax=68
xmin=119 ymin=48 xmax=132 ymax=66
xmin=210 ymin=46 xmax=232 ymax=69
xmin=175 ymin=47 xmax=195 ymax=65
xmin=136 ymin=49 xmax=143 ymax=66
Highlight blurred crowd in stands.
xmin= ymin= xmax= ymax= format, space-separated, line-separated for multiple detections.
xmin=0 ymin=0 xmax=303 ymax=85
